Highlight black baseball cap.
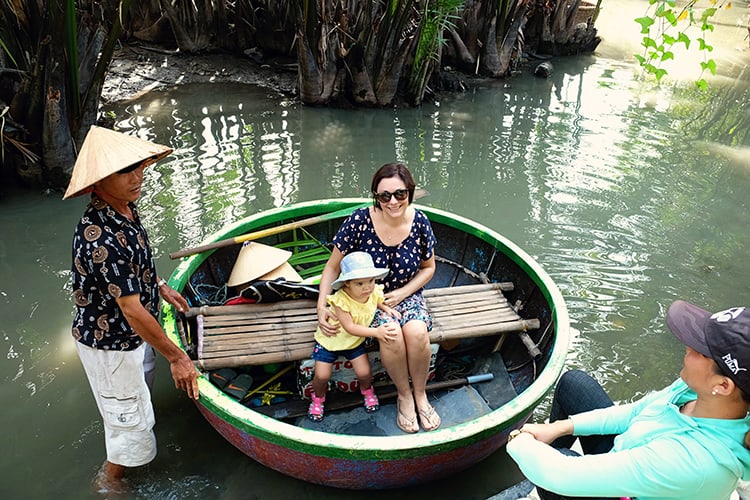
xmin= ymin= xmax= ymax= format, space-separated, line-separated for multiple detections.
xmin=667 ymin=300 xmax=750 ymax=395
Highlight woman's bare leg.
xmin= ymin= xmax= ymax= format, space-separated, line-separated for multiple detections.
xmin=403 ymin=320 xmax=440 ymax=430
xmin=379 ymin=327 xmax=418 ymax=431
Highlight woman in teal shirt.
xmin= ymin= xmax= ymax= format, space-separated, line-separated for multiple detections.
xmin=508 ymin=300 xmax=750 ymax=500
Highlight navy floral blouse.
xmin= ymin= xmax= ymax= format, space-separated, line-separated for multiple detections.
xmin=70 ymin=196 xmax=159 ymax=350
xmin=333 ymin=207 xmax=436 ymax=293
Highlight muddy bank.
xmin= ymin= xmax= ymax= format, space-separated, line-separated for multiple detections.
xmin=102 ymin=43 xmax=298 ymax=104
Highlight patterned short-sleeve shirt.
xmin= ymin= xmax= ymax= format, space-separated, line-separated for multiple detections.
xmin=333 ymin=207 xmax=436 ymax=293
xmin=70 ymin=196 xmax=159 ymax=351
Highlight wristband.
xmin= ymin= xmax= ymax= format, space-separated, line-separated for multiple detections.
xmin=157 ymin=278 xmax=168 ymax=288
xmin=507 ymin=429 xmax=525 ymax=442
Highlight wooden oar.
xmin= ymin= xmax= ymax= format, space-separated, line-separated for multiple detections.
xmin=251 ymin=373 xmax=493 ymax=420
xmin=169 ymin=189 xmax=430 ymax=260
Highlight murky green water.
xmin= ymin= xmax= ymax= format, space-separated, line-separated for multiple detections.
xmin=2 ymin=3 xmax=749 ymax=498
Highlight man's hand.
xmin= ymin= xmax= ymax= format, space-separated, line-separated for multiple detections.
xmin=170 ymin=354 xmax=199 ymax=400
xmin=159 ymin=284 xmax=189 ymax=313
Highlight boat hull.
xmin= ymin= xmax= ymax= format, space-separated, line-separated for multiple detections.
xmin=196 ymin=402 xmax=503 ymax=489
xmin=164 ymin=199 xmax=569 ymax=489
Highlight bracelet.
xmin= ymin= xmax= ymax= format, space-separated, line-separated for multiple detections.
xmin=157 ymin=278 xmax=168 ymax=288
xmin=507 ymin=429 xmax=525 ymax=442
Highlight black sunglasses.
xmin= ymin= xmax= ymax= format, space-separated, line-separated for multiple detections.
xmin=373 ymin=189 xmax=409 ymax=204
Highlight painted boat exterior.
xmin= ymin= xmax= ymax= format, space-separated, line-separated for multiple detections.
xmin=163 ymin=199 xmax=570 ymax=489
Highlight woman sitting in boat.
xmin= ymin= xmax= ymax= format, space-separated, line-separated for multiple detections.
xmin=507 ymin=300 xmax=750 ymax=500
xmin=308 ymin=251 xmax=401 ymax=422
xmin=317 ymin=162 xmax=441 ymax=433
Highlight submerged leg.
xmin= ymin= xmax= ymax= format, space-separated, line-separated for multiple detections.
xmin=94 ymin=460 xmax=126 ymax=495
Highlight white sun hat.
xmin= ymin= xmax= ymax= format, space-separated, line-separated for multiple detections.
xmin=331 ymin=251 xmax=389 ymax=290
xmin=63 ymin=125 xmax=173 ymax=199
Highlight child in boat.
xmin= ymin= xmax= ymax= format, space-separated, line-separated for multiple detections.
xmin=308 ymin=251 xmax=401 ymax=422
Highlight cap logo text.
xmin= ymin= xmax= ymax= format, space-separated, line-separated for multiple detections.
xmin=711 ymin=307 xmax=746 ymax=323
xmin=722 ymin=353 xmax=747 ymax=375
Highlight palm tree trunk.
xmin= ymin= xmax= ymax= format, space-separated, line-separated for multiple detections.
xmin=2 ymin=0 xmax=131 ymax=189
xmin=42 ymin=0 xmax=75 ymax=186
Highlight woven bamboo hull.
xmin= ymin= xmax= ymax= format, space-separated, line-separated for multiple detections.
xmin=163 ymin=199 xmax=570 ymax=489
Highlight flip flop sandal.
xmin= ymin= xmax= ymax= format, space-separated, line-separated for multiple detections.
xmin=397 ymin=400 xmax=418 ymax=433
xmin=418 ymin=405 xmax=441 ymax=432
xmin=208 ymin=368 xmax=237 ymax=390
xmin=224 ymin=373 xmax=254 ymax=399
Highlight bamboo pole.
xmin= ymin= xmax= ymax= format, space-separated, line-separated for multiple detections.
xmin=170 ymin=190 xmax=429 ymax=259
xmin=192 ymin=282 xmax=540 ymax=369
xmin=196 ymin=318 xmax=540 ymax=369
xmin=185 ymin=283 xmax=514 ymax=318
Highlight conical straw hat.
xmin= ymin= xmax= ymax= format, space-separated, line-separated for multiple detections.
xmin=257 ymin=261 xmax=303 ymax=282
xmin=63 ymin=125 xmax=173 ymax=199
xmin=227 ymin=242 xmax=297 ymax=287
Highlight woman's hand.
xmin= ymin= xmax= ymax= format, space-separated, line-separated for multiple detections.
xmin=317 ymin=307 xmax=340 ymax=337
xmin=159 ymin=284 xmax=189 ymax=313
xmin=383 ymin=289 xmax=406 ymax=308
xmin=521 ymin=420 xmax=574 ymax=444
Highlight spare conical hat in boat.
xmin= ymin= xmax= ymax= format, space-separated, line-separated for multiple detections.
xmin=227 ymin=242 xmax=297 ymax=287
xmin=257 ymin=261 xmax=303 ymax=283
xmin=63 ymin=125 xmax=173 ymax=199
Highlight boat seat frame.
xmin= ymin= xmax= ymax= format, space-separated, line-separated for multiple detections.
xmin=188 ymin=282 xmax=540 ymax=370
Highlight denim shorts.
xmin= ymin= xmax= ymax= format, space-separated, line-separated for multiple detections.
xmin=311 ymin=341 xmax=368 ymax=363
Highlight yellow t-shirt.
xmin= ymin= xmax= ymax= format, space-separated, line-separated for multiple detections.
xmin=314 ymin=285 xmax=385 ymax=352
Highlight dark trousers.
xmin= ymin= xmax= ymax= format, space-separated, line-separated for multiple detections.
xmin=537 ymin=369 xmax=619 ymax=500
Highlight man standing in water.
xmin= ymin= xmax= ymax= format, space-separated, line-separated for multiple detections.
xmin=64 ymin=126 xmax=199 ymax=493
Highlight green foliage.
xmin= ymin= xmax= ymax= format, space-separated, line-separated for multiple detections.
xmin=0 ymin=37 xmax=18 ymax=68
xmin=409 ymin=0 xmax=463 ymax=105
xmin=64 ymin=0 xmax=80 ymax=115
xmin=634 ymin=0 xmax=730 ymax=88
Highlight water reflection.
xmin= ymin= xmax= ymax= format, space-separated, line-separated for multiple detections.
xmin=109 ymin=53 xmax=750 ymax=392
xmin=2 ymin=22 xmax=750 ymax=497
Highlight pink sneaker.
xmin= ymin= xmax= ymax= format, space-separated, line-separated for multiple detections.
xmin=308 ymin=393 xmax=325 ymax=422
xmin=361 ymin=386 xmax=379 ymax=413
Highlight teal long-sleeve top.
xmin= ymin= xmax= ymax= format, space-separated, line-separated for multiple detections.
xmin=507 ymin=379 xmax=750 ymax=499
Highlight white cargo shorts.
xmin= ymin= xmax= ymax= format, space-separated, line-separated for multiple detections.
xmin=76 ymin=342 xmax=157 ymax=467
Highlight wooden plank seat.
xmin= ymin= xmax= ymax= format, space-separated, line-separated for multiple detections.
xmin=189 ymin=282 xmax=540 ymax=370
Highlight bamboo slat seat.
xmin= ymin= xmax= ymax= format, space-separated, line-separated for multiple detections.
xmin=191 ymin=282 xmax=540 ymax=370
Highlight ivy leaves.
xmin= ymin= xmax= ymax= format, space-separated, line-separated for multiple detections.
xmin=633 ymin=0 xmax=728 ymax=90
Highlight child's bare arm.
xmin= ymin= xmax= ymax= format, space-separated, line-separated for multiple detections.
xmin=377 ymin=302 xmax=402 ymax=319
xmin=333 ymin=305 xmax=399 ymax=344
xmin=332 ymin=306 xmax=372 ymax=338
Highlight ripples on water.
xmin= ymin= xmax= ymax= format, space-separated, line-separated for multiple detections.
xmin=2 ymin=29 xmax=749 ymax=496
xmin=109 ymin=57 xmax=750 ymax=396
xmin=101 ymin=55 xmax=750 ymax=495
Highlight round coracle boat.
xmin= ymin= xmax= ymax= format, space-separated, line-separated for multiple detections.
xmin=163 ymin=199 xmax=570 ymax=489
